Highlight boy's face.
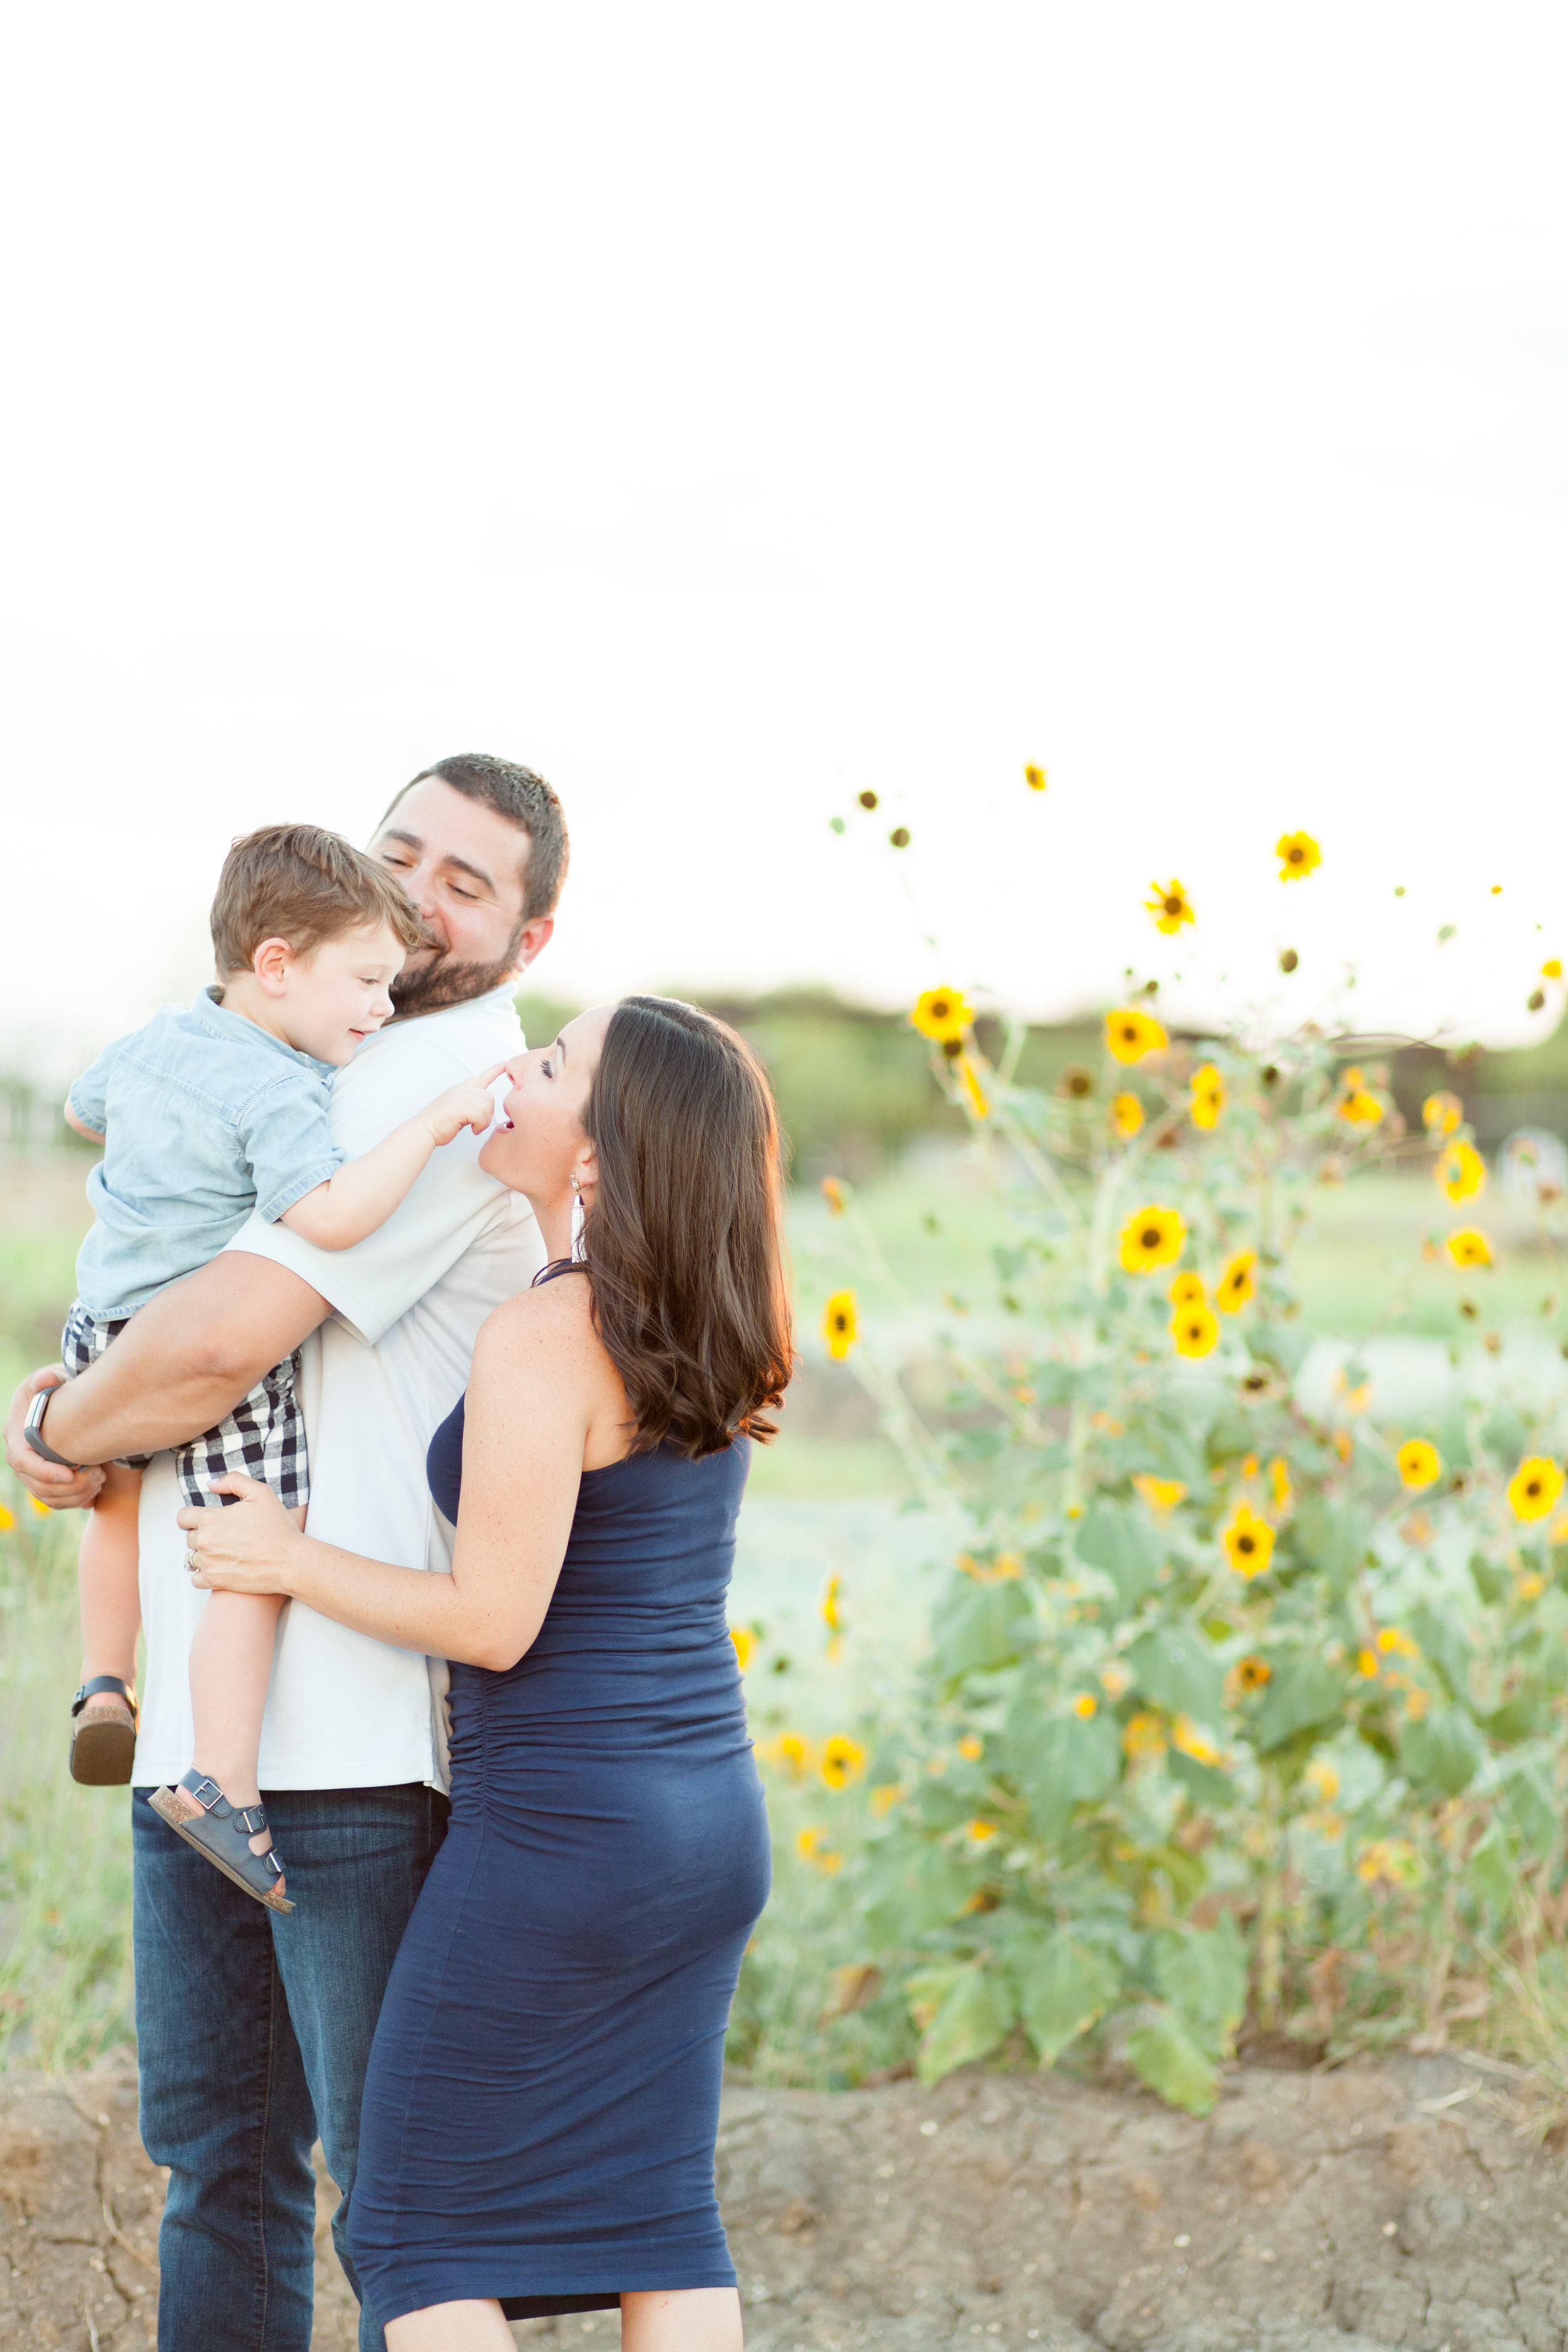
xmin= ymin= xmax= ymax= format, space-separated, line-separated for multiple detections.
xmin=275 ymin=922 xmax=407 ymax=1066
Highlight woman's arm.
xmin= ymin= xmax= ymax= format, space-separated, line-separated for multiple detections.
xmin=184 ymin=1286 xmax=598 ymax=1670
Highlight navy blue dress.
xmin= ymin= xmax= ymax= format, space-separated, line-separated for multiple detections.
xmin=347 ymin=1384 xmax=771 ymax=2327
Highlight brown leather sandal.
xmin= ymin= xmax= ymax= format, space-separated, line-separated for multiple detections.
xmin=70 ymin=1677 xmax=138 ymax=1786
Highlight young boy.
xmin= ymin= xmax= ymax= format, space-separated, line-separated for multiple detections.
xmin=46 ymin=823 xmax=504 ymax=1913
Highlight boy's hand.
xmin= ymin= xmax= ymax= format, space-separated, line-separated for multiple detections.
xmin=419 ymin=1062 xmax=509 ymax=1149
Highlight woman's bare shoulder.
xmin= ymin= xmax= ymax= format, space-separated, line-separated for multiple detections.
xmin=474 ymin=1274 xmax=601 ymax=1374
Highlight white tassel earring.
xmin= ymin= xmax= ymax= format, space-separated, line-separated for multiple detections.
xmin=569 ymin=1172 xmax=586 ymax=1260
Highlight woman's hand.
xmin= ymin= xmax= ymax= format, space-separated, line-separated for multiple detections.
xmin=177 ymin=1475 xmax=304 ymax=1596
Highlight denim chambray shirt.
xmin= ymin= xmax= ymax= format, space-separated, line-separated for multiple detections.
xmin=69 ymin=987 xmax=344 ymax=1320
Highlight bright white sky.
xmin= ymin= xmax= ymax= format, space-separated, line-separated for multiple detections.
xmin=4 ymin=3 xmax=1567 ymax=1086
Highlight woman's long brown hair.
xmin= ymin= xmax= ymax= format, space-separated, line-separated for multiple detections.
xmin=580 ymin=997 xmax=793 ymax=1456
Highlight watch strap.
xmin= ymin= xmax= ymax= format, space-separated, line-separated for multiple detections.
xmin=25 ymin=1385 xmax=83 ymax=1471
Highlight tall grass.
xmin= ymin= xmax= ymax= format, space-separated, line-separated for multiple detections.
xmin=0 ymin=1476 xmax=135 ymax=2068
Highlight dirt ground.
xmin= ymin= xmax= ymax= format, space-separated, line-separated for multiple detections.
xmin=5 ymin=2054 xmax=1568 ymax=2351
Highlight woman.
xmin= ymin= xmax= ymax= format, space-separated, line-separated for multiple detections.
xmin=181 ymin=996 xmax=791 ymax=2350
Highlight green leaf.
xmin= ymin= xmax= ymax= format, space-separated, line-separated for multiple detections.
xmin=1407 ymin=1604 xmax=1471 ymax=1706
xmin=862 ymin=1848 xmax=973 ymax=1952
xmin=1291 ymin=1495 xmax=1371 ymax=1591
xmin=1126 ymin=1627 xmax=1225 ymax=1724
xmin=1074 ymin=1501 xmax=1161 ymax=1608
xmin=1399 ymin=1707 xmax=1485 ymax=1798
xmin=1014 ymin=1933 xmax=1121 ymax=2063
xmin=1466 ymin=1823 xmax=1515 ymax=1917
xmin=1007 ymin=1702 xmax=1122 ymax=1841
xmin=930 ymin=1575 xmax=1035 ymax=1679
xmin=1125 ymin=2011 xmax=1220 ymax=2115
xmin=1482 ymin=1695 xmax=1545 ymax=1746
xmin=1167 ymin=1747 xmax=1236 ymax=1808
xmin=1256 ymin=1658 xmax=1346 ymax=1754
xmin=1152 ymin=1917 xmax=1247 ymax=2055
xmin=1248 ymin=1322 xmax=1311 ymax=1377
xmin=1501 ymin=1761 xmax=1559 ymax=1864
xmin=914 ymin=1965 xmax=1017 ymax=2085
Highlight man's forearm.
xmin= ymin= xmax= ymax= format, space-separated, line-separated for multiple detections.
xmin=41 ymin=1254 xmax=329 ymax=1464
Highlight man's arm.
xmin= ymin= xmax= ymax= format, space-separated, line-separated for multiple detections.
xmin=4 ymin=1254 xmax=328 ymax=1502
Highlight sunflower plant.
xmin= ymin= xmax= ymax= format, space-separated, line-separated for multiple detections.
xmin=808 ymin=971 xmax=1568 ymax=2115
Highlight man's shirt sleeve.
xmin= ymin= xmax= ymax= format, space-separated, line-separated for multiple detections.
xmin=221 ymin=1027 xmax=514 ymax=1347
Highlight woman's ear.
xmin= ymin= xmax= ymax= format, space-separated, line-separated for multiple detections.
xmin=573 ymin=1142 xmax=600 ymax=1200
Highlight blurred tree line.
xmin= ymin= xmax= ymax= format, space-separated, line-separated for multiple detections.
xmin=516 ymin=990 xmax=1568 ymax=1187
xmin=7 ymin=990 xmax=1560 ymax=1180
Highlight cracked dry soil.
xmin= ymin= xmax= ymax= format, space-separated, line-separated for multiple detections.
xmin=5 ymin=2057 xmax=1568 ymax=2350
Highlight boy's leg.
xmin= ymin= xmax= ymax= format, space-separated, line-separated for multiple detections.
xmin=164 ymin=1587 xmax=290 ymax=1877
xmin=133 ymin=1788 xmax=319 ymax=2352
xmin=77 ymin=1460 xmax=143 ymax=1710
xmin=264 ymin=1783 xmax=450 ymax=2352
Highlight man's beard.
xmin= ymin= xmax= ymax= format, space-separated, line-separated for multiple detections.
xmin=391 ymin=932 xmax=523 ymax=1019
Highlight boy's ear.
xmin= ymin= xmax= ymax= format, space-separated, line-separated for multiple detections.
xmin=251 ymin=936 xmax=295 ymax=997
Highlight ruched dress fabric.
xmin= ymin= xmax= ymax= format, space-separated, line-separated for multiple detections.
xmin=346 ymin=1393 xmax=771 ymax=2326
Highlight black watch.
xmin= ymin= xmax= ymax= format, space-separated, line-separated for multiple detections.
xmin=24 ymin=1385 xmax=83 ymax=1471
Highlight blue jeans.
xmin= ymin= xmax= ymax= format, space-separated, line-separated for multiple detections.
xmin=133 ymin=1782 xmax=448 ymax=2352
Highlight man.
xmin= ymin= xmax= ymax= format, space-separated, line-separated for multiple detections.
xmin=6 ymin=753 xmax=567 ymax=2352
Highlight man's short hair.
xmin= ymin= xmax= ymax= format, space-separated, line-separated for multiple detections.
xmin=379 ymin=753 xmax=569 ymax=924
xmin=211 ymin=823 xmax=426 ymax=977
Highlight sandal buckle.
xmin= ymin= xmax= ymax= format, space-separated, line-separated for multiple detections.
xmin=187 ymin=1775 xmax=226 ymax=1814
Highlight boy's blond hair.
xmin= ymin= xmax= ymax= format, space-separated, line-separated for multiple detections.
xmin=211 ymin=824 xmax=425 ymax=978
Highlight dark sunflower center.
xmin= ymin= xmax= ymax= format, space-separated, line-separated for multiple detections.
xmin=1165 ymin=897 xmax=1182 ymax=915
xmin=1238 ymin=1534 xmax=1256 ymax=1554
xmin=932 ymin=999 xmax=950 ymax=1019
xmin=1141 ymin=1227 xmax=1160 ymax=1248
xmin=1527 ymin=1480 xmax=1542 ymax=1498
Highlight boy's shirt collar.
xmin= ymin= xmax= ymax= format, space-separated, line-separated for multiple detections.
xmin=193 ymin=985 xmax=336 ymax=1082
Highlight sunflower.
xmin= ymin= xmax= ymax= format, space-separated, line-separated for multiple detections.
xmin=1190 ymin=1062 xmax=1226 ymax=1130
xmin=1120 ymin=1203 xmax=1187 ymax=1274
xmin=1305 ymin=1757 xmax=1340 ymax=1802
xmin=821 ymin=1734 xmax=867 ymax=1789
xmin=1122 ymin=1712 xmax=1168 ymax=1759
xmin=1436 ymin=1141 xmax=1486 ymax=1203
xmin=1222 ymin=1505 xmax=1275 ymax=1578
xmin=1446 ymin=1227 xmax=1492 ymax=1268
xmin=1105 ymin=1007 xmax=1169 ymax=1064
xmin=870 ymin=1782 xmax=908 ymax=1817
xmin=1111 ymin=1091 xmax=1145 ymax=1138
xmin=1508 ymin=1456 xmax=1565 ymax=1523
xmin=1230 ymin=1655 xmax=1272 ymax=1695
xmin=1099 ymin=1660 xmax=1133 ymax=1698
xmin=1422 ymin=1091 xmax=1463 ymax=1136
xmin=1071 ymin=1692 xmax=1098 ymax=1719
xmin=1269 ymin=1456 xmax=1293 ymax=1512
xmin=766 ymin=1732 xmax=812 ymax=1779
xmin=1171 ymin=1303 xmax=1220 ymax=1359
xmin=911 ymin=987 xmax=972 ymax=1042
xmin=1545 ymin=960 xmax=1563 ymax=981
xmin=1132 ymin=1473 xmax=1187 ymax=1513
xmin=820 ymin=1175 xmax=847 ymax=1214
xmin=797 ymin=1826 xmax=843 ymax=1873
xmin=957 ymin=1734 xmax=983 ymax=1760
xmin=1145 ymin=879 xmax=1196 ymax=935
xmin=1172 ymin=1717 xmax=1222 ymax=1766
xmin=1276 ymin=830 xmax=1322 ymax=881
xmin=729 ymin=1626 xmax=756 ymax=1671
xmin=956 ymin=1054 xmax=990 ymax=1120
xmin=1024 ymin=763 xmax=1047 ymax=792
xmin=1397 ymin=1438 xmax=1441 ymax=1490
xmin=822 ymin=1575 xmax=844 ymax=1631
xmin=1169 ymin=1271 xmax=1205 ymax=1308
xmin=1216 ymin=1251 xmax=1256 ymax=1313
xmin=823 ymin=1291 xmax=859 ymax=1359
xmin=1057 ymin=1064 xmax=1095 ymax=1099
xmin=966 ymin=1818 xmax=999 ymax=1842
xmin=1336 ymin=1071 xmax=1383 ymax=1125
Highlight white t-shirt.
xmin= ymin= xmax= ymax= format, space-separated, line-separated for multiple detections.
xmin=131 ymin=985 xmax=544 ymax=1792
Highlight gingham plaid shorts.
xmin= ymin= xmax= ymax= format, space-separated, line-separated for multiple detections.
xmin=61 ymin=1302 xmax=309 ymax=1512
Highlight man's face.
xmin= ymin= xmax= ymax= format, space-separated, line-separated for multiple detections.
xmin=369 ymin=776 xmax=554 ymax=1017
